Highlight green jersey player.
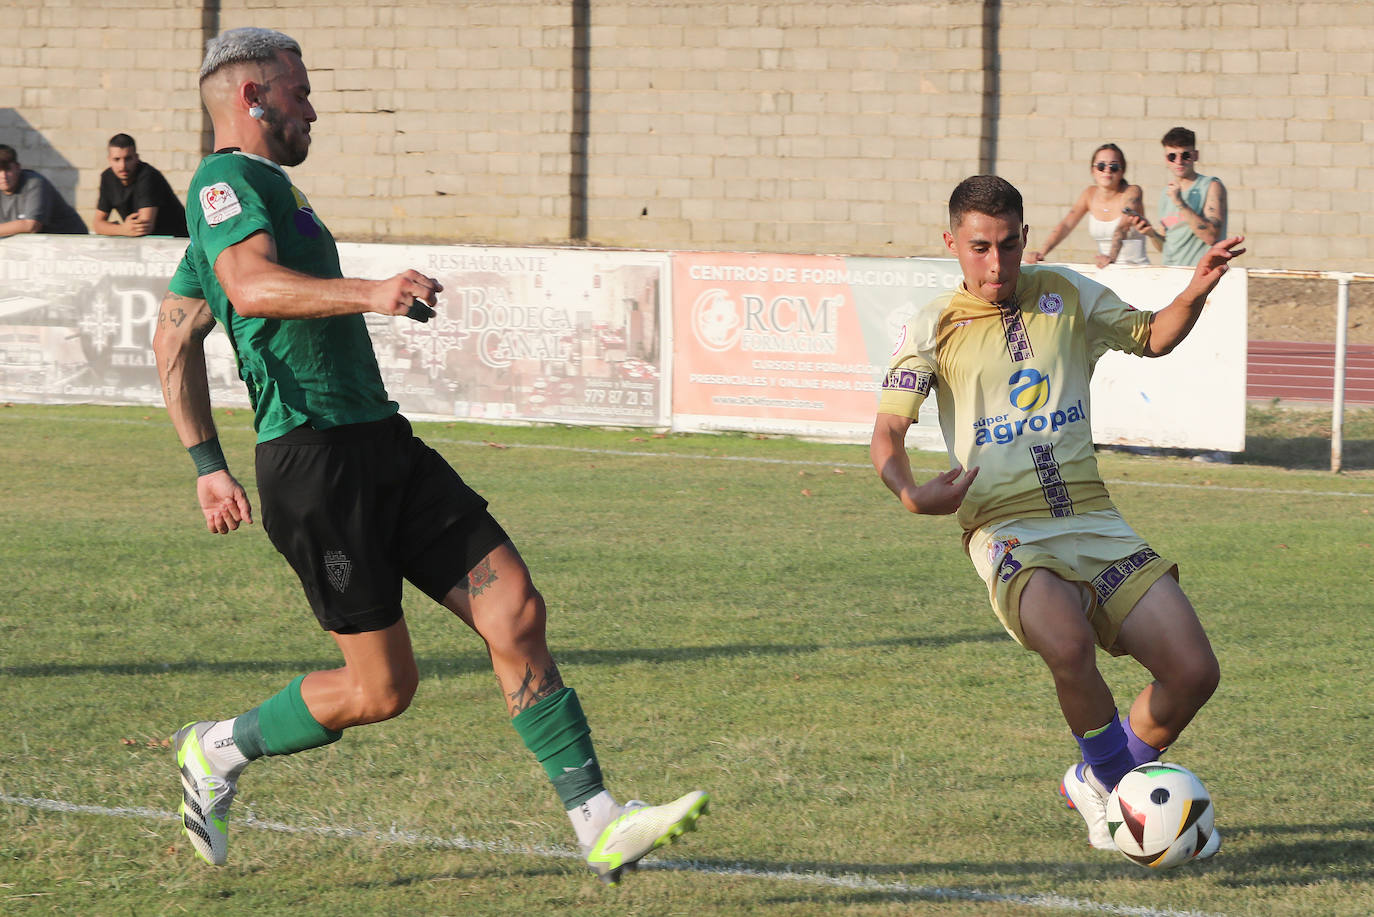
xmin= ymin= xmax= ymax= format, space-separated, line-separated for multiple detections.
xmin=871 ymin=175 xmax=1242 ymax=856
xmin=153 ymin=27 xmax=705 ymax=884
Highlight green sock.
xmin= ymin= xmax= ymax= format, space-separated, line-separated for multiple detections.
xmin=511 ymin=687 xmax=605 ymax=809
xmin=232 ymin=674 xmax=343 ymax=759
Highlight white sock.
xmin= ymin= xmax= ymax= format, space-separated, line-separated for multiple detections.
xmin=568 ymin=790 xmax=619 ymax=848
xmin=201 ymin=718 xmax=249 ymax=777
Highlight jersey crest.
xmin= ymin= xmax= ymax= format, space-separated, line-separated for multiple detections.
xmin=200 ymin=182 xmax=242 ymax=226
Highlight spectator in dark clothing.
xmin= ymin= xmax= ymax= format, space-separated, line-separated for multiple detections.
xmin=93 ymin=134 xmax=188 ymax=237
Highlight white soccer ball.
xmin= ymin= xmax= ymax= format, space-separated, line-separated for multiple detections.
xmin=1105 ymin=762 xmax=1215 ymax=870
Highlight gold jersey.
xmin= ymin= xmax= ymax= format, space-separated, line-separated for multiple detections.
xmin=877 ymin=265 xmax=1153 ymax=534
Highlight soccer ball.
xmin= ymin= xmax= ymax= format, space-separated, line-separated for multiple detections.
xmin=1105 ymin=762 xmax=1215 ymax=869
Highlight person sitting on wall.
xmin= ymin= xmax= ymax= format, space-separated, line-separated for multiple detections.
xmin=93 ymin=133 xmax=188 ymax=238
xmin=0 ymin=144 xmax=88 ymax=236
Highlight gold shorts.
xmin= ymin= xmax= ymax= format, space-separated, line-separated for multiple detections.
xmin=966 ymin=509 xmax=1178 ymax=655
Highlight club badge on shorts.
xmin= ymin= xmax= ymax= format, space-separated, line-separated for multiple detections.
xmin=324 ymin=550 xmax=352 ymax=593
xmin=200 ymin=182 xmax=242 ymax=226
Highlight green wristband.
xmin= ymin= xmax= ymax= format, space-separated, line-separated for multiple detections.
xmin=188 ymin=436 xmax=228 ymax=477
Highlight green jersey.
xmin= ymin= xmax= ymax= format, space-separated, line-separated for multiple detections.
xmin=169 ymin=150 xmax=396 ymax=442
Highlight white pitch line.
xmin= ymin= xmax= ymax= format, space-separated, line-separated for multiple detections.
xmin=1 ymin=793 xmax=1224 ymax=917
xmin=5 ymin=411 xmax=1369 ymax=499
xmin=424 ymin=437 xmax=1374 ymax=500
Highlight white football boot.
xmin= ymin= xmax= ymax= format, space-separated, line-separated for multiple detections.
xmin=583 ymin=790 xmax=708 ymax=885
xmin=174 ymin=721 xmax=239 ymax=866
xmin=1193 ymin=826 xmax=1222 ymax=860
xmin=1060 ymin=762 xmax=1115 ymax=850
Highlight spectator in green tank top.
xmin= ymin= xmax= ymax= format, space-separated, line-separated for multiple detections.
xmin=1128 ymin=126 xmax=1228 ymax=267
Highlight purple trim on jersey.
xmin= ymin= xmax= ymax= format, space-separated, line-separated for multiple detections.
xmin=1029 ymin=442 xmax=1074 ymax=516
xmin=882 ymin=368 xmax=933 ymax=394
xmin=1092 ymin=548 xmax=1161 ymax=604
xmin=1001 ymin=306 xmax=1034 ymax=362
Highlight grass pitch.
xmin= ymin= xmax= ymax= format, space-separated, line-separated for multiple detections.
xmin=1 ymin=404 xmax=1372 ymax=917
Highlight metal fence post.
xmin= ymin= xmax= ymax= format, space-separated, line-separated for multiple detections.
xmin=1331 ymin=273 xmax=1352 ymax=473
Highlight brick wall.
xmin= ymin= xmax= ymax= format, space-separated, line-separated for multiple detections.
xmin=3 ymin=0 xmax=1370 ymax=270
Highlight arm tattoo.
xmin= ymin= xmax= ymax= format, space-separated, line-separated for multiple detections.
xmin=461 ymin=557 xmax=497 ymax=597
xmin=505 ymin=662 xmax=565 ymax=715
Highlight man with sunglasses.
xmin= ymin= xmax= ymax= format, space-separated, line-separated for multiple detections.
xmin=1130 ymin=127 xmax=1227 ymax=267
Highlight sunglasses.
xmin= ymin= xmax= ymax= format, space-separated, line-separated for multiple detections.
xmin=1166 ymin=151 xmax=1196 ymax=163
xmin=1094 ymin=162 xmax=1122 ymax=173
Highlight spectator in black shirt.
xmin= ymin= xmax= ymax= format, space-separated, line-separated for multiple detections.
xmin=93 ymin=134 xmax=187 ymax=237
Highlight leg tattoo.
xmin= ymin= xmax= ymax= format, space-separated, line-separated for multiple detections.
xmin=461 ymin=557 xmax=498 ymax=598
xmin=506 ymin=662 xmax=565 ymax=715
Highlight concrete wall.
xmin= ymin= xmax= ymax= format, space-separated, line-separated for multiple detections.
xmin=3 ymin=0 xmax=1371 ymax=270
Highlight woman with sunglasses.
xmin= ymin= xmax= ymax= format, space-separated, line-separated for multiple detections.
xmin=1024 ymin=143 xmax=1149 ymax=267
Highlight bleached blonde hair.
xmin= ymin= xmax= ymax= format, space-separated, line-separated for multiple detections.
xmin=200 ymin=28 xmax=301 ymax=83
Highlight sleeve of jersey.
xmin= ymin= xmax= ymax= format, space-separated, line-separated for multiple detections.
xmin=166 ymin=250 xmax=205 ymax=300
xmin=875 ymin=311 xmax=938 ymax=420
xmin=189 ymin=159 xmax=274 ymax=272
xmin=1075 ymin=272 xmax=1152 ymax=357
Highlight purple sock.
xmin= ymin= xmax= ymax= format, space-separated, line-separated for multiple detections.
xmin=1074 ymin=712 xmax=1135 ymax=790
xmin=1123 ymin=715 xmax=1164 ymax=767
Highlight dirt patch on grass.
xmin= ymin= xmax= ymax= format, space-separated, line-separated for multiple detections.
xmin=1249 ymin=276 xmax=1374 ymax=345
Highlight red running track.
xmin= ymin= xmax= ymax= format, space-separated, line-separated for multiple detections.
xmin=1248 ymin=341 xmax=1374 ymax=405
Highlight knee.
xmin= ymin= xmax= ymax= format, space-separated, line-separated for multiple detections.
xmin=1177 ymin=650 xmax=1220 ymax=704
xmin=478 ymin=585 xmax=548 ymax=651
xmin=348 ymin=665 xmax=419 ymax=725
xmin=1036 ymin=630 xmax=1099 ymax=681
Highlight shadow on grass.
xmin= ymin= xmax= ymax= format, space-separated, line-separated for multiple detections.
xmin=1238 ymin=435 xmax=1374 ymax=471
xmin=1238 ymin=406 xmax=1374 ymax=471
xmin=1209 ymin=820 xmax=1374 ymax=886
xmin=644 ymin=819 xmax=1374 ymax=902
xmin=0 ymin=630 xmax=1006 ymax=679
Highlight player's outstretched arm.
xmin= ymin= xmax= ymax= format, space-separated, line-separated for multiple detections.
xmin=1143 ymin=235 xmax=1246 ymax=357
xmin=871 ymin=412 xmax=979 ymax=515
xmin=152 ymin=290 xmax=253 ymax=534
xmin=213 ymin=231 xmax=442 ymax=320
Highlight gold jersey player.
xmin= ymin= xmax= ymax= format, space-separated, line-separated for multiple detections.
xmin=153 ymin=27 xmax=705 ymax=884
xmin=871 ymin=175 xmax=1242 ymax=856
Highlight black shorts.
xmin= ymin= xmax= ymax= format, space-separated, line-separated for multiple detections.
xmin=256 ymin=414 xmax=510 ymax=634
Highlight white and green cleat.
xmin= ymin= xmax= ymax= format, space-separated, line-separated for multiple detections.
xmin=174 ymin=721 xmax=237 ymax=866
xmin=584 ymin=790 xmax=709 ymax=885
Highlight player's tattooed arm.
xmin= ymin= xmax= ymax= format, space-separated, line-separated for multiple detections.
xmin=1199 ymin=181 xmax=1227 ymax=244
xmin=153 ymin=292 xmax=219 ymax=447
xmin=504 ymin=662 xmax=566 ymax=715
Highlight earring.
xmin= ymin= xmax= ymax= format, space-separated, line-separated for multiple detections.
xmin=249 ymin=105 xmax=264 ymax=120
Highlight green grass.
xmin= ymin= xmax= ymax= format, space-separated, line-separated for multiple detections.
xmin=1 ymin=404 xmax=1372 ymax=916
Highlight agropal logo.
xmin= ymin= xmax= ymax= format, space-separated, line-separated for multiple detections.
xmin=691 ymin=288 xmax=743 ymax=352
xmin=1009 ymin=368 xmax=1051 ymax=412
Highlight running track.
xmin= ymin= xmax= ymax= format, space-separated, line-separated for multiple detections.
xmin=1248 ymin=341 xmax=1374 ymax=405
